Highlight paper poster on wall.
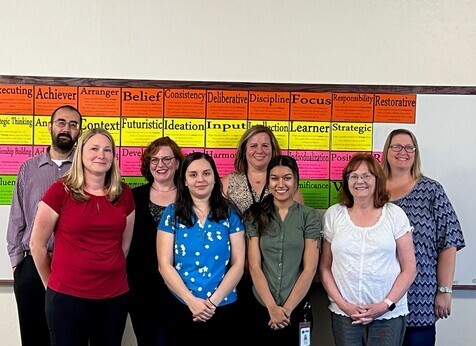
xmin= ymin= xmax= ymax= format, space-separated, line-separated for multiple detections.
xmin=0 ymin=82 xmax=417 ymax=210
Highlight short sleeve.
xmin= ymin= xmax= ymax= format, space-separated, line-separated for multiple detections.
xmin=120 ymin=184 xmax=135 ymax=215
xmin=245 ymin=219 xmax=259 ymax=238
xmin=323 ymin=204 xmax=339 ymax=243
xmin=42 ymin=181 xmax=69 ymax=213
xmin=388 ymin=203 xmax=413 ymax=240
xmin=228 ymin=208 xmax=245 ymax=234
xmin=433 ymin=182 xmax=465 ymax=251
xmin=158 ymin=204 xmax=176 ymax=234
xmin=303 ymin=206 xmax=321 ymax=240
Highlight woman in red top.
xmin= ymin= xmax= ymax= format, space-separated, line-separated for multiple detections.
xmin=30 ymin=127 xmax=135 ymax=346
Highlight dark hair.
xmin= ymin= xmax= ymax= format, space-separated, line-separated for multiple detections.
xmin=233 ymin=125 xmax=281 ymax=173
xmin=244 ymin=155 xmax=299 ymax=234
xmin=51 ymin=105 xmax=82 ymax=125
xmin=140 ymin=136 xmax=185 ymax=184
xmin=175 ymin=152 xmax=233 ymax=227
xmin=339 ymin=153 xmax=389 ymax=208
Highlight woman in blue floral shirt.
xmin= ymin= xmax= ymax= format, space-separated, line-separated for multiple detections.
xmin=157 ymin=152 xmax=245 ymax=346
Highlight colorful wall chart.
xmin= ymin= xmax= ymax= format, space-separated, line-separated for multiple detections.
xmin=0 ymin=78 xmax=416 ymax=208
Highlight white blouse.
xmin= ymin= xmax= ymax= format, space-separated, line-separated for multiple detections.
xmin=323 ymin=203 xmax=412 ymax=319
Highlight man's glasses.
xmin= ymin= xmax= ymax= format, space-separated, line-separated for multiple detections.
xmin=389 ymin=144 xmax=417 ymax=153
xmin=52 ymin=119 xmax=80 ymax=130
xmin=150 ymin=156 xmax=174 ymax=166
xmin=346 ymin=173 xmax=374 ymax=182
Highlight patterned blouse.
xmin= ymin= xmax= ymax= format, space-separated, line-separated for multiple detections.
xmin=226 ymin=172 xmax=270 ymax=214
xmin=392 ymin=176 xmax=465 ymax=326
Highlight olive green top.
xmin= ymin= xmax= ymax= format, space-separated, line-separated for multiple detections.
xmin=245 ymin=202 xmax=321 ymax=306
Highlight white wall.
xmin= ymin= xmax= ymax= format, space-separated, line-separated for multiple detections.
xmin=1 ymin=1 xmax=476 ymax=345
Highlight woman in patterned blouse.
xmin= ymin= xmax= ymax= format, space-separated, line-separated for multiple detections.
xmin=382 ymin=129 xmax=465 ymax=346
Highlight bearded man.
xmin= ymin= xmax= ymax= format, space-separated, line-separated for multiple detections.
xmin=7 ymin=105 xmax=82 ymax=346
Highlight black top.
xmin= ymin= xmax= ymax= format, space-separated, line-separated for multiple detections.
xmin=126 ymin=183 xmax=168 ymax=311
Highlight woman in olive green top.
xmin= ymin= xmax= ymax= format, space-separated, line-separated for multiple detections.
xmin=244 ymin=155 xmax=321 ymax=345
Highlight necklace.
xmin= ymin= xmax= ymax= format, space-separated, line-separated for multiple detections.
xmin=248 ymin=172 xmax=265 ymax=185
xmin=151 ymin=185 xmax=176 ymax=192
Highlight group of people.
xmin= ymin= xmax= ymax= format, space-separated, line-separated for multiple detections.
xmin=6 ymin=105 xmax=465 ymax=346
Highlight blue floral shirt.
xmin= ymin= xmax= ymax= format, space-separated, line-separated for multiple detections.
xmin=158 ymin=204 xmax=244 ymax=306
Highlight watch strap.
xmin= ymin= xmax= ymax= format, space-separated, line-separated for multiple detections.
xmin=383 ymin=298 xmax=396 ymax=311
xmin=438 ymin=285 xmax=453 ymax=293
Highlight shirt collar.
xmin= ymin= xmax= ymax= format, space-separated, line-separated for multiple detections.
xmin=38 ymin=147 xmax=75 ymax=167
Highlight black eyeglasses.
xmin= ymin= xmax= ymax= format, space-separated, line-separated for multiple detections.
xmin=150 ymin=156 xmax=174 ymax=166
xmin=52 ymin=119 xmax=80 ymax=130
xmin=389 ymin=144 xmax=417 ymax=153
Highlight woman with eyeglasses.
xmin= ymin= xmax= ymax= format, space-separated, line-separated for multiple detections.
xmin=126 ymin=136 xmax=185 ymax=346
xmin=319 ymin=153 xmax=416 ymax=346
xmin=382 ymin=129 xmax=465 ymax=346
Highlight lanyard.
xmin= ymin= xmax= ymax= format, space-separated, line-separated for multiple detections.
xmin=245 ymin=172 xmax=267 ymax=204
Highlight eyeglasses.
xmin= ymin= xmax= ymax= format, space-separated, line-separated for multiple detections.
xmin=389 ymin=144 xmax=417 ymax=153
xmin=150 ymin=156 xmax=174 ymax=166
xmin=52 ymin=119 xmax=80 ymax=130
xmin=346 ymin=173 xmax=374 ymax=182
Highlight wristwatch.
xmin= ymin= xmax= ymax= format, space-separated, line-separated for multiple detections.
xmin=383 ymin=298 xmax=396 ymax=311
xmin=438 ymin=286 xmax=453 ymax=294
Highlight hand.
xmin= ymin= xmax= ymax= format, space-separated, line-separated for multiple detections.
xmin=267 ymin=306 xmax=290 ymax=330
xmin=338 ymin=301 xmax=367 ymax=322
xmin=435 ymin=292 xmax=452 ymax=319
xmin=351 ymin=302 xmax=387 ymax=325
xmin=190 ymin=298 xmax=215 ymax=322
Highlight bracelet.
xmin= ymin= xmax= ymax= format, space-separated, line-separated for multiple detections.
xmin=207 ymin=297 xmax=217 ymax=308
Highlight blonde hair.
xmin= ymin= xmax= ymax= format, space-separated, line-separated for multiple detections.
xmin=62 ymin=127 xmax=124 ymax=204
xmin=382 ymin=128 xmax=422 ymax=179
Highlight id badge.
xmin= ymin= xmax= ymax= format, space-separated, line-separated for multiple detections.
xmin=299 ymin=321 xmax=311 ymax=346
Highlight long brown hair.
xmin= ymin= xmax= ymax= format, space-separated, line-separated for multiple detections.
xmin=233 ymin=125 xmax=281 ymax=173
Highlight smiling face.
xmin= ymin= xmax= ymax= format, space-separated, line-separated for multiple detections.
xmin=245 ymin=132 xmax=273 ymax=170
xmin=387 ymin=133 xmax=416 ymax=172
xmin=82 ymin=134 xmax=114 ymax=176
xmin=149 ymin=145 xmax=178 ymax=185
xmin=185 ymin=158 xmax=215 ymax=200
xmin=269 ymin=165 xmax=297 ymax=205
xmin=347 ymin=162 xmax=376 ymax=201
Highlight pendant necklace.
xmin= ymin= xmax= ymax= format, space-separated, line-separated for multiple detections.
xmin=151 ymin=185 xmax=176 ymax=192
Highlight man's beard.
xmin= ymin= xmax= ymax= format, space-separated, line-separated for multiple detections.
xmin=52 ymin=132 xmax=75 ymax=153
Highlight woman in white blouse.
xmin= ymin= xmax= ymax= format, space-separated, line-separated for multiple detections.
xmin=319 ymin=153 xmax=416 ymax=346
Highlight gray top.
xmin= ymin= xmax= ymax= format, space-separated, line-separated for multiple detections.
xmin=6 ymin=148 xmax=74 ymax=267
